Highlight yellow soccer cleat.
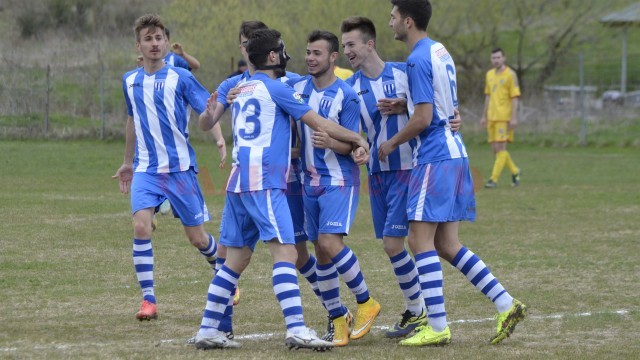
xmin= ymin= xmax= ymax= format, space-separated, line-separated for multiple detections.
xmin=399 ymin=325 xmax=451 ymax=346
xmin=322 ymin=310 xmax=353 ymax=347
xmin=490 ymin=299 xmax=527 ymax=344
xmin=233 ymin=287 xmax=240 ymax=306
xmin=350 ymin=297 xmax=381 ymax=340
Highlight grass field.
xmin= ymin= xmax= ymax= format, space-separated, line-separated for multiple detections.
xmin=1 ymin=140 xmax=639 ymax=359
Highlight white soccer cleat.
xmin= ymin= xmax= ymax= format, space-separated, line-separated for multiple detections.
xmin=194 ymin=330 xmax=241 ymax=350
xmin=285 ymin=327 xmax=334 ymax=351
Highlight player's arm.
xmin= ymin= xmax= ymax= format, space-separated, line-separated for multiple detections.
xmin=199 ymin=92 xmax=224 ymax=131
xmin=112 ymin=116 xmax=135 ymax=194
xmin=210 ymin=122 xmax=227 ymax=169
xmin=509 ymin=96 xmax=518 ymax=129
xmin=376 ymin=98 xmax=407 ymax=116
xmin=481 ymin=95 xmax=490 ymax=128
xmin=311 ymin=130 xmax=352 ymax=155
xmin=171 ymin=43 xmax=201 ymax=71
xmin=300 ymin=110 xmax=368 ymax=154
xmin=378 ymin=103 xmax=432 ymax=162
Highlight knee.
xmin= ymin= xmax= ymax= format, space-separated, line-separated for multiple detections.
xmin=188 ymin=233 xmax=210 ymax=249
xmin=382 ymin=239 xmax=405 ymax=258
xmin=133 ymin=220 xmax=152 ymax=239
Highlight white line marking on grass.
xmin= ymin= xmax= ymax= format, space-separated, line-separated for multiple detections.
xmin=0 ymin=309 xmax=631 ymax=351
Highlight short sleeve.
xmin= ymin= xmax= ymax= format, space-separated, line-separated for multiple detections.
xmin=408 ymin=56 xmax=434 ymax=105
xmin=269 ymin=82 xmax=312 ymax=121
xmin=339 ymin=88 xmax=361 ymax=132
xmin=183 ymin=73 xmax=210 ymax=114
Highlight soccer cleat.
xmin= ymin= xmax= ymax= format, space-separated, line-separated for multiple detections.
xmin=233 ymin=287 xmax=240 ymax=306
xmin=351 ymin=297 xmax=381 ymax=340
xmin=285 ymin=327 xmax=334 ymax=351
xmin=511 ymin=172 xmax=521 ymax=187
xmin=195 ymin=330 xmax=242 ymax=349
xmin=135 ymin=300 xmax=157 ymax=321
xmin=186 ymin=330 xmax=234 ymax=345
xmin=385 ymin=309 xmax=428 ymax=338
xmin=322 ymin=310 xmax=353 ymax=346
xmin=485 ymin=180 xmax=497 ymax=189
xmin=490 ymin=299 xmax=527 ymax=344
xmin=399 ymin=325 xmax=451 ymax=346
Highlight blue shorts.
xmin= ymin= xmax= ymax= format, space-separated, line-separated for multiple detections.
xmin=219 ymin=189 xmax=295 ymax=251
xmin=303 ymin=185 xmax=359 ymax=241
xmin=287 ymin=175 xmax=308 ymax=243
xmin=408 ymin=158 xmax=476 ymax=222
xmin=130 ymin=169 xmax=210 ymax=227
xmin=369 ymin=170 xmax=410 ymax=239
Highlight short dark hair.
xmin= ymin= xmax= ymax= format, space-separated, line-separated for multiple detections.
xmin=492 ymin=47 xmax=504 ymax=55
xmin=246 ymin=29 xmax=282 ymax=67
xmin=239 ymin=20 xmax=268 ymax=44
xmin=390 ymin=0 xmax=432 ymax=31
xmin=340 ymin=16 xmax=377 ymax=43
xmin=164 ymin=27 xmax=170 ymax=40
xmin=134 ymin=14 xmax=165 ymax=42
xmin=307 ymin=30 xmax=339 ymax=54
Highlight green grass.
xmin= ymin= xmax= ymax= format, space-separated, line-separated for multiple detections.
xmin=1 ymin=140 xmax=639 ymax=359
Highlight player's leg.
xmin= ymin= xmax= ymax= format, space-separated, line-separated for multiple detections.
xmin=195 ymin=193 xmax=253 ymax=350
xmin=435 ymin=224 xmax=527 ymax=344
xmin=317 ymin=185 xmax=380 ymax=341
xmin=132 ymin=207 xmax=158 ymax=321
xmin=503 ymin=130 xmax=521 ymax=186
xmin=487 ymin=122 xmax=509 ymax=187
xmin=401 ymin=162 xmax=451 ymax=346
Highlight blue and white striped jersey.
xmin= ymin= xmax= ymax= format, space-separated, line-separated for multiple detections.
xmin=123 ymin=65 xmax=209 ymax=174
xmin=226 ymin=72 xmax=312 ymax=193
xmin=406 ymin=38 xmax=468 ymax=164
xmin=346 ymin=62 xmax=414 ymax=174
xmin=217 ymin=70 xmax=301 ymax=111
xmin=287 ymin=76 xmax=361 ymax=187
xmin=164 ymin=52 xmax=190 ymax=70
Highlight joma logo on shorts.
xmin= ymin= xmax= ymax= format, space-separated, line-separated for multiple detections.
xmin=326 ymin=221 xmax=343 ymax=227
xmin=194 ymin=212 xmax=203 ymax=220
xmin=391 ymin=225 xmax=407 ymax=230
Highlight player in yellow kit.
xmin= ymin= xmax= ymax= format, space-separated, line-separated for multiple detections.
xmin=481 ymin=48 xmax=521 ymax=188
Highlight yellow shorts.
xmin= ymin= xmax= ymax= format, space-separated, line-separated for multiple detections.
xmin=487 ymin=121 xmax=514 ymax=143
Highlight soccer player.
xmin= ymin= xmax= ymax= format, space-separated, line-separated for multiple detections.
xmin=193 ymin=28 xmax=368 ymax=350
xmin=333 ymin=65 xmax=354 ymax=80
xmin=163 ymin=27 xmax=201 ymax=71
xmin=112 ymin=14 xmax=218 ymax=322
xmin=340 ymin=16 xmax=425 ymax=338
xmin=287 ymin=30 xmax=381 ymax=347
xmin=382 ymin=0 xmax=527 ymax=346
xmin=481 ymin=47 xmax=521 ymax=188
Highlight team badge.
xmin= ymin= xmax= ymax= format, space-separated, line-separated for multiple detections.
xmin=154 ymin=79 xmax=165 ymax=91
xmin=382 ymin=80 xmax=396 ymax=97
xmin=320 ymin=96 xmax=333 ymax=110
xmin=293 ymin=92 xmax=304 ymax=104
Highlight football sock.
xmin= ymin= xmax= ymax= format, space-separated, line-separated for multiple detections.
xmin=504 ymin=151 xmax=519 ymax=175
xmin=451 ymin=247 xmax=513 ymax=313
xmin=333 ymin=246 xmax=370 ymax=304
xmin=415 ymin=250 xmax=447 ymax=332
xmin=132 ymin=238 xmax=155 ymax=303
xmin=199 ymin=265 xmax=238 ymax=337
xmin=317 ymin=262 xmax=345 ymax=318
xmin=490 ymin=150 xmax=508 ymax=183
xmin=198 ymin=234 xmax=218 ymax=270
xmin=272 ymin=262 xmax=305 ymax=332
xmin=298 ymin=255 xmax=323 ymax=304
xmin=389 ymin=249 xmax=424 ymax=315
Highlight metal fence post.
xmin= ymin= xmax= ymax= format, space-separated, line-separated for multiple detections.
xmin=100 ymin=60 xmax=105 ymax=140
xmin=579 ymin=53 xmax=587 ymax=147
xmin=45 ymin=64 xmax=50 ymax=137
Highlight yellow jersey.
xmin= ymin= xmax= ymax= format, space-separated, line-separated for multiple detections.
xmin=485 ymin=66 xmax=521 ymax=121
xmin=334 ymin=66 xmax=354 ymax=80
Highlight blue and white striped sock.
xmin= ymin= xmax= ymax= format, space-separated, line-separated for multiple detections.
xmin=298 ymin=255 xmax=323 ymax=304
xmin=317 ymin=262 xmax=345 ymax=318
xmin=212 ymin=257 xmax=234 ymax=334
xmin=199 ymin=265 xmax=238 ymax=337
xmin=452 ymin=247 xmax=513 ymax=313
xmin=333 ymin=246 xmax=370 ymax=303
xmin=390 ymin=249 xmax=423 ymax=315
xmin=273 ymin=262 xmax=305 ymax=332
xmin=214 ymin=257 xmax=225 ymax=276
xmin=198 ymin=234 xmax=218 ymax=270
xmin=132 ymin=239 xmax=155 ymax=303
xmin=415 ymin=250 xmax=447 ymax=332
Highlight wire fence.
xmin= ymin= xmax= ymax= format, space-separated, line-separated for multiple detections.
xmin=1 ymin=49 xmax=638 ymax=144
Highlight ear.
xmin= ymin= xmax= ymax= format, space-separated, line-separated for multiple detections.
xmin=135 ymin=42 xmax=141 ymax=52
xmin=330 ymin=51 xmax=338 ymax=63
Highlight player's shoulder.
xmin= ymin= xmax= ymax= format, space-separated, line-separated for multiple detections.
xmin=387 ymin=61 xmax=407 ymax=72
xmin=123 ymin=67 xmax=141 ymax=80
xmin=506 ymin=66 xmax=518 ymax=79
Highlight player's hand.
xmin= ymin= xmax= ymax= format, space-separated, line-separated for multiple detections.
xmin=112 ymin=164 xmax=133 ymax=194
xmin=480 ymin=115 xmax=487 ymax=128
xmin=205 ymin=91 xmax=218 ymax=117
xmin=377 ymin=98 xmax=407 ymax=115
xmin=450 ymin=108 xmax=462 ymax=132
xmin=227 ymin=86 xmax=240 ymax=105
xmin=171 ymin=42 xmax=184 ymax=55
xmin=352 ymin=146 xmax=369 ymax=165
xmin=377 ymin=140 xmax=397 ymax=163
xmin=311 ymin=130 xmax=333 ymax=149
xmin=508 ymin=117 xmax=518 ymax=130
xmin=216 ymin=138 xmax=227 ymax=169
